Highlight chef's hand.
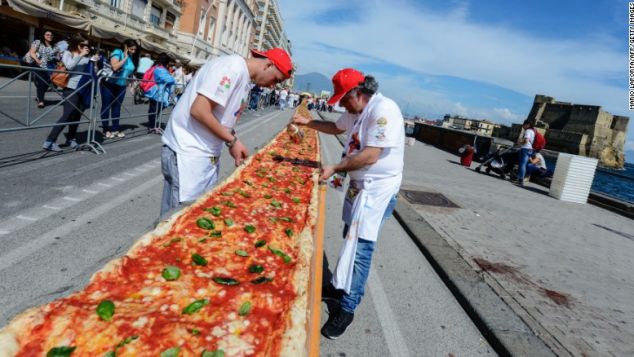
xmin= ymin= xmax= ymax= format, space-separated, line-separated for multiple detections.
xmin=229 ymin=139 xmax=249 ymax=166
xmin=319 ymin=165 xmax=336 ymax=182
xmin=290 ymin=113 xmax=311 ymax=126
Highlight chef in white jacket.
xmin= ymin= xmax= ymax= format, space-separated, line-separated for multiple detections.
xmin=290 ymin=68 xmax=404 ymax=340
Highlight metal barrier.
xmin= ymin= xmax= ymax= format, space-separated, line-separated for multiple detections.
xmin=0 ymin=62 xmax=174 ymax=157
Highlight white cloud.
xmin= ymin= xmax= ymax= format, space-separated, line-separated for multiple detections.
xmin=279 ymin=0 xmax=627 ymax=121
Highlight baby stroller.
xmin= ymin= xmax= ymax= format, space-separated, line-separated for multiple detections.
xmin=475 ymin=147 xmax=519 ymax=180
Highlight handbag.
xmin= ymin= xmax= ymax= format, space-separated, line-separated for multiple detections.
xmin=22 ymin=41 xmax=41 ymax=65
xmin=50 ymin=63 xmax=69 ymax=88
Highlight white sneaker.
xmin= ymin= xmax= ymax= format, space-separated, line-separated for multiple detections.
xmin=42 ymin=141 xmax=62 ymax=152
xmin=104 ymin=131 xmax=113 ymax=138
xmin=116 ymin=131 xmax=125 ymax=138
xmin=68 ymin=139 xmax=79 ymax=150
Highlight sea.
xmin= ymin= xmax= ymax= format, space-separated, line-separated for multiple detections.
xmin=593 ymin=162 xmax=634 ymax=204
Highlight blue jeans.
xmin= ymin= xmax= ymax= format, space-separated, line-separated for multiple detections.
xmin=340 ymin=194 xmax=398 ymax=313
xmin=100 ymin=81 xmax=126 ymax=132
xmin=517 ymin=148 xmax=533 ymax=182
xmin=160 ymin=145 xmax=180 ymax=218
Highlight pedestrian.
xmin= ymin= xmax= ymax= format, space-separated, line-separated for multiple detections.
xmin=145 ymin=52 xmax=175 ymax=134
xmin=23 ymin=30 xmax=60 ymax=108
xmin=290 ymin=68 xmax=404 ymax=339
xmin=514 ymin=119 xmax=536 ymax=186
xmin=526 ymin=151 xmax=548 ymax=178
xmin=42 ymin=34 xmax=98 ymax=152
xmin=159 ymin=47 xmax=293 ymax=217
xmin=100 ymin=39 xmax=138 ymax=139
xmin=278 ymin=87 xmax=288 ymax=110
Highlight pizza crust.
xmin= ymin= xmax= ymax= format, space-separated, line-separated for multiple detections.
xmin=0 ymin=121 xmax=321 ymax=356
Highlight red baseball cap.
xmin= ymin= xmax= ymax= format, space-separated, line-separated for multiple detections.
xmin=250 ymin=48 xmax=293 ymax=79
xmin=327 ymin=68 xmax=365 ymax=105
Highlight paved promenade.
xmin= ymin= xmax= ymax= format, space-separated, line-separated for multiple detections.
xmin=328 ymin=111 xmax=633 ymax=356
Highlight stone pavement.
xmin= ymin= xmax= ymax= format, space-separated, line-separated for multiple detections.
xmin=320 ymin=111 xmax=634 ymax=356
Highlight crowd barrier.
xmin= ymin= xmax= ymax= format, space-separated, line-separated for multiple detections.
xmin=0 ymin=63 xmax=174 ymax=155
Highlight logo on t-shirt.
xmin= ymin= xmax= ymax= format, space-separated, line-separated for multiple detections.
xmin=220 ymin=76 xmax=231 ymax=89
xmin=347 ymin=133 xmax=361 ymax=155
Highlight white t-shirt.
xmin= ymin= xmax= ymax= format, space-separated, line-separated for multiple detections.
xmin=162 ymin=55 xmax=251 ymax=157
xmin=521 ymin=128 xmax=535 ymax=150
xmin=279 ymin=89 xmax=288 ymax=100
xmin=335 ymin=93 xmax=405 ymax=180
xmin=533 ymin=153 xmax=547 ymax=170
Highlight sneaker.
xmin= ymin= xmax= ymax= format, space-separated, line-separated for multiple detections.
xmin=321 ymin=309 xmax=354 ymax=340
xmin=116 ymin=131 xmax=125 ymax=138
xmin=68 ymin=139 xmax=79 ymax=150
xmin=321 ymin=284 xmax=344 ymax=302
xmin=104 ymin=131 xmax=113 ymax=138
xmin=42 ymin=141 xmax=62 ymax=152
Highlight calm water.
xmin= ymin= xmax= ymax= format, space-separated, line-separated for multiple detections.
xmin=593 ymin=162 xmax=634 ymax=204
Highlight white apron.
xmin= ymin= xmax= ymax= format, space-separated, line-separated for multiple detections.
xmin=176 ymin=153 xmax=220 ymax=202
xmin=331 ymin=175 xmax=401 ymax=293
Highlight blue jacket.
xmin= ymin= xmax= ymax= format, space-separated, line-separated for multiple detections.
xmin=145 ymin=65 xmax=175 ymax=106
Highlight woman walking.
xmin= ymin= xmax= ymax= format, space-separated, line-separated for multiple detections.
xmin=100 ymin=39 xmax=138 ymax=138
xmin=145 ymin=53 xmax=175 ymax=134
xmin=42 ymin=35 xmax=97 ymax=152
xmin=23 ymin=30 xmax=60 ymax=108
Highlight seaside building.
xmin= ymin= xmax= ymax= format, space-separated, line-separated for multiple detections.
xmin=510 ymin=95 xmax=629 ymax=168
xmin=442 ymin=114 xmax=497 ymax=136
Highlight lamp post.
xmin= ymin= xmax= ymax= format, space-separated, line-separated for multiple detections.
xmin=190 ymin=2 xmax=214 ymax=58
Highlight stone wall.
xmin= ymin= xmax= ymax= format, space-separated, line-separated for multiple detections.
xmin=414 ymin=124 xmax=494 ymax=157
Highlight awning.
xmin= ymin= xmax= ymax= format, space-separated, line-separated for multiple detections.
xmin=6 ymin=0 xmax=90 ymax=31
xmin=90 ymin=20 xmax=134 ymax=41
xmin=138 ymin=37 xmax=172 ymax=56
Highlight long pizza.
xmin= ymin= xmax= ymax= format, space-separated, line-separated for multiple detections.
xmin=0 ymin=110 xmax=320 ymax=356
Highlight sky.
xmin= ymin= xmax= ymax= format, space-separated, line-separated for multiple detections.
xmin=277 ymin=0 xmax=634 ymax=161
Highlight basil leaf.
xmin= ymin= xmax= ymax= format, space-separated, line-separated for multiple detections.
xmin=254 ymin=240 xmax=266 ymax=248
xmin=244 ymin=225 xmax=256 ymax=233
xmin=212 ymin=277 xmax=239 ymax=285
xmin=283 ymin=188 xmax=291 ymax=194
xmin=237 ymin=189 xmax=251 ymax=198
xmin=116 ymin=335 xmax=139 ymax=348
xmin=268 ymin=217 xmax=278 ymax=223
xmin=191 ymin=253 xmax=208 ymax=266
xmin=163 ymin=237 xmax=183 ymax=247
xmin=201 ymin=349 xmax=225 ymax=357
xmin=262 ymin=183 xmax=269 ymax=188
xmin=268 ymin=246 xmax=292 ymax=264
xmin=221 ymin=191 xmax=233 ymax=196
xmin=46 ymin=347 xmax=76 ymax=357
xmin=96 ymin=300 xmax=115 ymax=321
xmin=243 ymin=180 xmax=253 ymax=186
xmin=189 ymin=328 xmax=200 ymax=335
xmin=284 ymin=228 xmax=294 ymax=238
xmin=198 ymin=238 xmax=208 ymax=243
xmin=162 ymin=266 xmax=181 ymax=281
xmin=224 ymin=218 xmax=234 ymax=227
xmin=235 ymin=249 xmax=249 ymax=257
xmin=251 ymin=276 xmax=273 ymax=284
xmin=104 ymin=352 xmax=115 ymax=357
xmin=238 ymin=301 xmax=252 ymax=316
xmin=280 ymin=217 xmax=293 ymax=222
xmin=196 ymin=217 xmax=215 ymax=230
xmin=209 ymin=231 xmax=222 ymax=238
xmin=160 ymin=347 xmax=181 ymax=357
xmin=248 ymin=264 xmax=264 ymax=273
xmin=292 ymin=197 xmax=301 ymax=203
xmin=204 ymin=206 xmax=222 ymax=216
xmin=223 ymin=201 xmax=236 ymax=208
xmin=270 ymin=200 xmax=282 ymax=208
xmin=182 ymin=299 xmax=209 ymax=315
xmin=268 ymin=176 xmax=277 ymax=183
xmin=263 ymin=194 xmax=272 ymax=199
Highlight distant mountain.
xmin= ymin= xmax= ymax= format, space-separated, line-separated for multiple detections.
xmin=293 ymin=72 xmax=331 ymax=94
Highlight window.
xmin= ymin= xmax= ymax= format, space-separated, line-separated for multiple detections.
xmin=110 ymin=0 xmax=120 ymax=8
xmin=165 ymin=12 xmax=176 ymax=30
xmin=131 ymin=0 xmax=147 ymax=18
xmin=150 ymin=5 xmax=162 ymax=26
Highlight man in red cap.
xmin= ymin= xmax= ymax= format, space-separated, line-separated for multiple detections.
xmin=291 ymin=68 xmax=405 ymax=339
xmin=159 ymin=48 xmax=293 ymax=217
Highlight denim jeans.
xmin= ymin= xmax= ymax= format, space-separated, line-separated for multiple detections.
xmin=517 ymin=148 xmax=533 ymax=183
xmin=339 ymin=193 xmax=398 ymax=313
xmin=46 ymin=88 xmax=84 ymax=143
xmin=148 ymin=99 xmax=163 ymax=129
xmin=100 ymin=81 xmax=126 ymax=132
xmin=160 ymin=145 xmax=180 ymax=218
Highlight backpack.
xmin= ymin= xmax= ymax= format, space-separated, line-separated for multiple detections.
xmin=140 ymin=65 xmax=157 ymax=93
xmin=532 ymin=129 xmax=546 ymax=152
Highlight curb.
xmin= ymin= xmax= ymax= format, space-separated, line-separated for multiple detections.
xmin=393 ymin=197 xmax=556 ymax=356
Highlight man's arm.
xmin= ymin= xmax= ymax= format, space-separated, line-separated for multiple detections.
xmin=190 ymin=94 xmax=248 ymax=165
xmin=320 ymin=146 xmax=382 ymax=181
xmin=290 ymin=114 xmax=345 ymax=135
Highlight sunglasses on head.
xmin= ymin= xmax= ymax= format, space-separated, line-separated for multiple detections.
xmin=80 ymin=43 xmax=89 ymax=48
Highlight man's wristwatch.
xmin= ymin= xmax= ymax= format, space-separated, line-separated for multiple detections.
xmin=225 ymin=136 xmax=238 ymax=148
